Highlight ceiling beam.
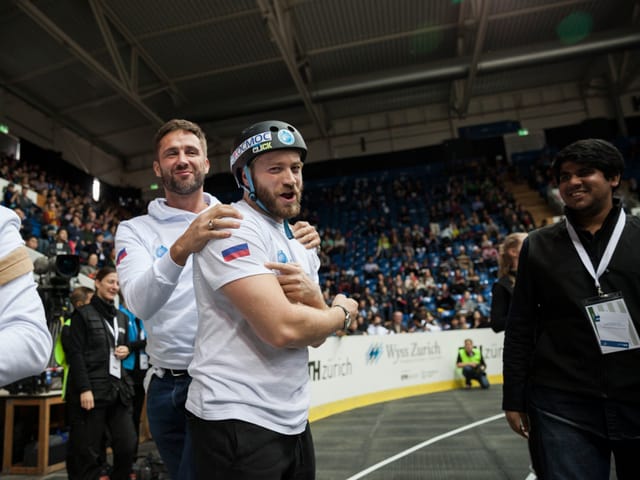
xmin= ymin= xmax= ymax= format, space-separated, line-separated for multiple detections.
xmin=456 ymin=0 xmax=490 ymax=116
xmin=189 ymin=30 xmax=640 ymax=123
xmin=479 ymin=31 xmax=640 ymax=72
xmin=88 ymin=0 xmax=130 ymax=88
xmin=99 ymin=0 xmax=187 ymax=106
xmin=619 ymin=2 xmax=640 ymax=91
xmin=606 ymin=54 xmax=628 ymax=137
xmin=316 ymin=30 xmax=640 ymax=100
xmin=300 ymin=0 xmax=589 ymax=58
xmin=449 ymin=0 xmax=470 ymax=115
xmin=14 ymin=0 xmax=164 ymax=128
xmin=490 ymin=0 xmax=589 ymax=21
xmin=59 ymin=84 xmax=171 ymax=115
xmin=256 ymin=0 xmax=328 ymax=137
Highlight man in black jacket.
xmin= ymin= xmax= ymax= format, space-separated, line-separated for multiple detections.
xmin=502 ymin=139 xmax=640 ymax=479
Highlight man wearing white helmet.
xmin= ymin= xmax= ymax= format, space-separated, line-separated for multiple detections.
xmin=187 ymin=120 xmax=358 ymax=479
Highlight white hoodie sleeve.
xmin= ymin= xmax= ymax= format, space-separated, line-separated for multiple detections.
xmin=0 ymin=206 xmax=52 ymax=386
xmin=115 ymin=217 xmax=185 ymax=321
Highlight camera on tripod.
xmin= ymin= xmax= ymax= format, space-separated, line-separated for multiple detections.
xmin=33 ymin=254 xmax=80 ymax=288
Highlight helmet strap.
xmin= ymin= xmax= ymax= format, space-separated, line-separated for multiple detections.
xmin=242 ymin=165 xmax=256 ymax=200
xmin=283 ymin=219 xmax=294 ymax=240
xmin=242 ymin=165 xmax=294 ymax=239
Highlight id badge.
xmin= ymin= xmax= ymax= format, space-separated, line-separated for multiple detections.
xmin=584 ymin=292 xmax=640 ymax=354
xmin=139 ymin=352 xmax=149 ymax=370
xmin=109 ymin=349 xmax=122 ymax=378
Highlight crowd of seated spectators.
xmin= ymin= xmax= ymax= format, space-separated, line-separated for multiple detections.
xmin=304 ymin=160 xmax=539 ymax=335
xmin=0 ymin=151 xmax=542 ymax=335
xmin=3 ymin=134 xmax=639 ymax=337
xmin=1 ymin=154 xmax=140 ymax=278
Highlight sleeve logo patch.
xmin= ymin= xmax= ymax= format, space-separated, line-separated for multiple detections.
xmin=222 ymin=243 xmax=250 ymax=262
xmin=116 ymin=248 xmax=127 ymax=265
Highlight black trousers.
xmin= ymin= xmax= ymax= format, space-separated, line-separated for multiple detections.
xmin=131 ymin=380 xmax=146 ymax=451
xmin=66 ymin=398 xmax=137 ymax=480
xmin=189 ymin=416 xmax=315 ymax=480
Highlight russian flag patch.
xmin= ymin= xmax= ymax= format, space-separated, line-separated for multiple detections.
xmin=222 ymin=243 xmax=250 ymax=262
xmin=116 ymin=248 xmax=127 ymax=266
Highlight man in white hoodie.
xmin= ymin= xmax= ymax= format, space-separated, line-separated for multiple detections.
xmin=115 ymin=119 xmax=319 ymax=480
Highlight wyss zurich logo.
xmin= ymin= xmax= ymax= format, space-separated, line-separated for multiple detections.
xmin=366 ymin=343 xmax=383 ymax=364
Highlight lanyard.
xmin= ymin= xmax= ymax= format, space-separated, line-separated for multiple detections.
xmin=565 ymin=209 xmax=625 ymax=296
xmin=104 ymin=316 xmax=119 ymax=344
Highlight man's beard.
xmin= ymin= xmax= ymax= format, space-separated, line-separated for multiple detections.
xmin=254 ymin=180 xmax=302 ymax=220
xmin=161 ymin=168 xmax=205 ymax=195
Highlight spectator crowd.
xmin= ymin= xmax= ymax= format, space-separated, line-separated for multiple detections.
xmin=3 ymin=135 xmax=639 ymax=337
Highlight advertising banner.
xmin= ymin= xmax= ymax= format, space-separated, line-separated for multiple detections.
xmin=308 ymin=330 xmax=504 ymax=419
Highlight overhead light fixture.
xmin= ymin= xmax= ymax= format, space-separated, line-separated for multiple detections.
xmin=92 ymin=178 xmax=101 ymax=202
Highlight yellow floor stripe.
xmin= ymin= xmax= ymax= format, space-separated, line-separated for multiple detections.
xmin=310 ymin=375 xmax=503 ymax=422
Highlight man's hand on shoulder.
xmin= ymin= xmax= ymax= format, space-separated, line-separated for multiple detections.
xmin=291 ymin=221 xmax=320 ymax=250
xmin=171 ymin=204 xmax=243 ymax=266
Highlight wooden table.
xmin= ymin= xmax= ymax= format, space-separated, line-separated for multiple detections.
xmin=2 ymin=390 xmax=66 ymax=475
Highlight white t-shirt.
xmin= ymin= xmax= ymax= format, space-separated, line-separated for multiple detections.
xmin=187 ymin=200 xmax=320 ymax=435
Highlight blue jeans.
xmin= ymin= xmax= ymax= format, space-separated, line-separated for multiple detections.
xmin=461 ymin=366 xmax=489 ymax=388
xmin=146 ymin=373 xmax=194 ymax=480
xmin=528 ymin=386 xmax=639 ymax=479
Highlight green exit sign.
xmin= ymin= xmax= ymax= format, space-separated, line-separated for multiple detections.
xmin=0 ymin=124 xmax=8 ymax=134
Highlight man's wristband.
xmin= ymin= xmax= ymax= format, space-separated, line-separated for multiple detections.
xmin=333 ymin=304 xmax=351 ymax=331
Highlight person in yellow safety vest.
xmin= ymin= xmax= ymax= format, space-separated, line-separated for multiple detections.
xmin=456 ymin=338 xmax=490 ymax=389
xmin=54 ymin=286 xmax=94 ymax=399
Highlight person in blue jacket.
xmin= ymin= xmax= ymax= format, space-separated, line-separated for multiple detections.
xmin=120 ymin=293 xmax=149 ymax=454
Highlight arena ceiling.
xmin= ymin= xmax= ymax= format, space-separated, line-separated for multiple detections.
xmin=1 ymin=0 xmax=639 ymax=189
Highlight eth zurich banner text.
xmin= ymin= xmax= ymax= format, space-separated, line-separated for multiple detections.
xmin=308 ymin=329 xmax=504 ymax=421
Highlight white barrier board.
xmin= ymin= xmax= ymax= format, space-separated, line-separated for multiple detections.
xmin=308 ymin=330 xmax=504 ymax=417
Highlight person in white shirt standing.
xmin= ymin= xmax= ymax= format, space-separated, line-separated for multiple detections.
xmin=187 ymin=120 xmax=358 ymax=480
xmin=0 ymin=205 xmax=52 ymax=387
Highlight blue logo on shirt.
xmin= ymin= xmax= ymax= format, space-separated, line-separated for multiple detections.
xmin=277 ymin=250 xmax=288 ymax=263
xmin=156 ymin=245 xmax=168 ymax=258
